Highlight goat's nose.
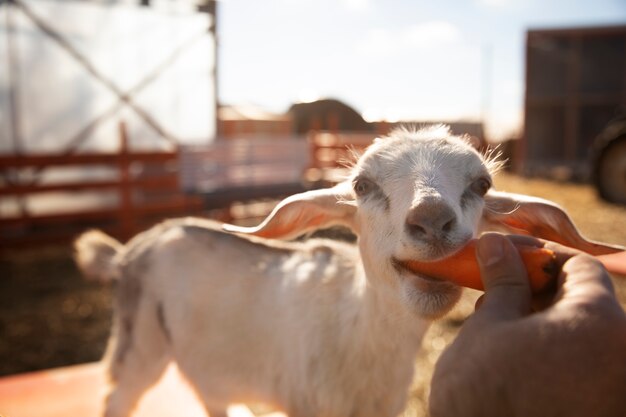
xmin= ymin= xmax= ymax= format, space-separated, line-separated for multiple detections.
xmin=405 ymin=199 xmax=457 ymax=241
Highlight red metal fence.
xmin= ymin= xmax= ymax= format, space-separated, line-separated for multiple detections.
xmin=0 ymin=126 xmax=204 ymax=249
xmin=0 ymin=130 xmax=375 ymax=250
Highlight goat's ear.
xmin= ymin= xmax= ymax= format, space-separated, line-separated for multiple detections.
xmin=481 ymin=190 xmax=624 ymax=255
xmin=223 ymin=182 xmax=357 ymax=240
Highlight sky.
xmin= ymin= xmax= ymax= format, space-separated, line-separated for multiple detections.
xmin=218 ymin=0 xmax=626 ymax=140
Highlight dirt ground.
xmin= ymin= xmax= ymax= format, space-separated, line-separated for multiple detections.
xmin=0 ymin=249 xmax=113 ymax=376
xmin=1 ymin=173 xmax=625 ymax=416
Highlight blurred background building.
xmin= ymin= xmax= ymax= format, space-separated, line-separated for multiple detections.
xmin=1 ymin=0 xmax=625 ymax=249
xmin=1 ymin=0 xmax=216 ymax=154
xmin=521 ymin=25 xmax=626 ymax=183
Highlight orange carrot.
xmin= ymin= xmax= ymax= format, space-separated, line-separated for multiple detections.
xmin=401 ymin=240 xmax=558 ymax=293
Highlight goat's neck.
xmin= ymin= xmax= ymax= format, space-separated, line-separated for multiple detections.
xmin=318 ymin=261 xmax=429 ymax=417
xmin=359 ymin=262 xmax=431 ymax=346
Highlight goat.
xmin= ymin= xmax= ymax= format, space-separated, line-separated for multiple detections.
xmin=75 ymin=125 xmax=619 ymax=417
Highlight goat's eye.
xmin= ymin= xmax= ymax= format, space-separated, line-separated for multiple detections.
xmin=471 ymin=177 xmax=491 ymax=197
xmin=353 ymin=178 xmax=375 ymax=197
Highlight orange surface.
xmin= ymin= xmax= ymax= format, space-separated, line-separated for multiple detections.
xmin=0 ymin=362 xmax=207 ymax=417
xmin=597 ymin=251 xmax=626 ymax=276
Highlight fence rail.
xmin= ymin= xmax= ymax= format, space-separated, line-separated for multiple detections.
xmin=0 ymin=129 xmax=376 ymax=250
xmin=0 ymin=124 xmax=203 ymax=249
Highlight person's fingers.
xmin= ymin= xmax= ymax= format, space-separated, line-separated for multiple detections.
xmin=505 ymin=234 xmax=544 ymax=248
xmin=542 ymin=241 xmax=582 ymax=267
xmin=473 ymin=234 xmax=613 ymax=317
xmin=474 ymin=233 xmax=532 ymax=320
xmin=505 ymin=234 xmax=581 ymax=266
xmin=474 ymin=294 xmax=484 ymax=310
xmin=553 ymin=254 xmax=617 ymax=308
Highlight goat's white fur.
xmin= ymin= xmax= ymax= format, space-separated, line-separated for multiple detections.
xmin=75 ymin=125 xmax=608 ymax=417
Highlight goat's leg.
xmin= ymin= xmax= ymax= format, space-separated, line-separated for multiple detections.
xmin=103 ymin=301 xmax=171 ymax=417
xmin=104 ymin=357 xmax=169 ymax=417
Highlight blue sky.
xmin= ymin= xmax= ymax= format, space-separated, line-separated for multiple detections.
xmin=218 ymin=0 xmax=626 ymax=140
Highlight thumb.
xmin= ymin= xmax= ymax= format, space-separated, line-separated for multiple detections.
xmin=475 ymin=233 xmax=532 ymax=320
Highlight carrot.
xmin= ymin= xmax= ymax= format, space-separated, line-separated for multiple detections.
xmin=400 ymin=240 xmax=558 ymax=293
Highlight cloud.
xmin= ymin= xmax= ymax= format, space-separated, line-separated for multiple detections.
xmin=341 ymin=0 xmax=372 ymax=11
xmin=357 ymin=21 xmax=462 ymax=57
xmin=474 ymin=0 xmax=514 ymax=7
xmin=276 ymin=0 xmax=373 ymax=11
xmin=405 ymin=21 xmax=461 ymax=47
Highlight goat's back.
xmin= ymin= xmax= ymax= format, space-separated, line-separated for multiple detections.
xmin=106 ymin=218 xmax=383 ymax=413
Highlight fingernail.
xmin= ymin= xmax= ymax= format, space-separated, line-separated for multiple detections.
xmin=478 ymin=234 xmax=504 ymax=267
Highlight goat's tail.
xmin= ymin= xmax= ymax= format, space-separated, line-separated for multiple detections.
xmin=74 ymin=230 xmax=122 ymax=282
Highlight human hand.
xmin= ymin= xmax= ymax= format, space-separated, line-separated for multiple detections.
xmin=429 ymin=233 xmax=626 ymax=417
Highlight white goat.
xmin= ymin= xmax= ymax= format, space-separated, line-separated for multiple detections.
xmin=75 ymin=126 xmax=616 ymax=417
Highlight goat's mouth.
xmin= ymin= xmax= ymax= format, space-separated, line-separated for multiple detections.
xmin=390 ymin=236 xmax=472 ymax=289
xmin=391 ymin=257 xmax=455 ymax=286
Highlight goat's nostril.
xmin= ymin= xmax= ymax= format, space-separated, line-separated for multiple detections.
xmin=409 ymin=224 xmax=427 ymax=236
xmin=405 ymin=199 xmax=457 ymax=241
xmin=442 ymin=218 xmax=455 ymax=233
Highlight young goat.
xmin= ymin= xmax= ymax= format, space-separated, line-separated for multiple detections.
xmin=75 ymin=126 xmax=618 ymax=417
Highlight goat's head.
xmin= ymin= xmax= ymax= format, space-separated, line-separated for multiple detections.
xmin=225 ymin=125 xmax=614 ymax=318
xmin=346 ymin=126 xmax=495 ymax=317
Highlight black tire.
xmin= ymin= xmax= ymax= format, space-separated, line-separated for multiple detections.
xmin=593 ymin=123 xmax=626 ymax=204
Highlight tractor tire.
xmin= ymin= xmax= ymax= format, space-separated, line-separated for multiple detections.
xmin=593 ymin=127 xmax=626 ymax=205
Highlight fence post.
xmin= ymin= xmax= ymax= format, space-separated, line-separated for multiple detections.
xmin=118 ymin=121 xmax=134 ymax=241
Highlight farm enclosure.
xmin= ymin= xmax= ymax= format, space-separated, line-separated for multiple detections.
xmin=1 ymin=172 xmax=625 ymax=417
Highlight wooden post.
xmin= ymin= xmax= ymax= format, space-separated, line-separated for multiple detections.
xmin=118 ymin=121 xmax=134 ymax=241
xmin=197 ymin=0 xmax=218 ymax=141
